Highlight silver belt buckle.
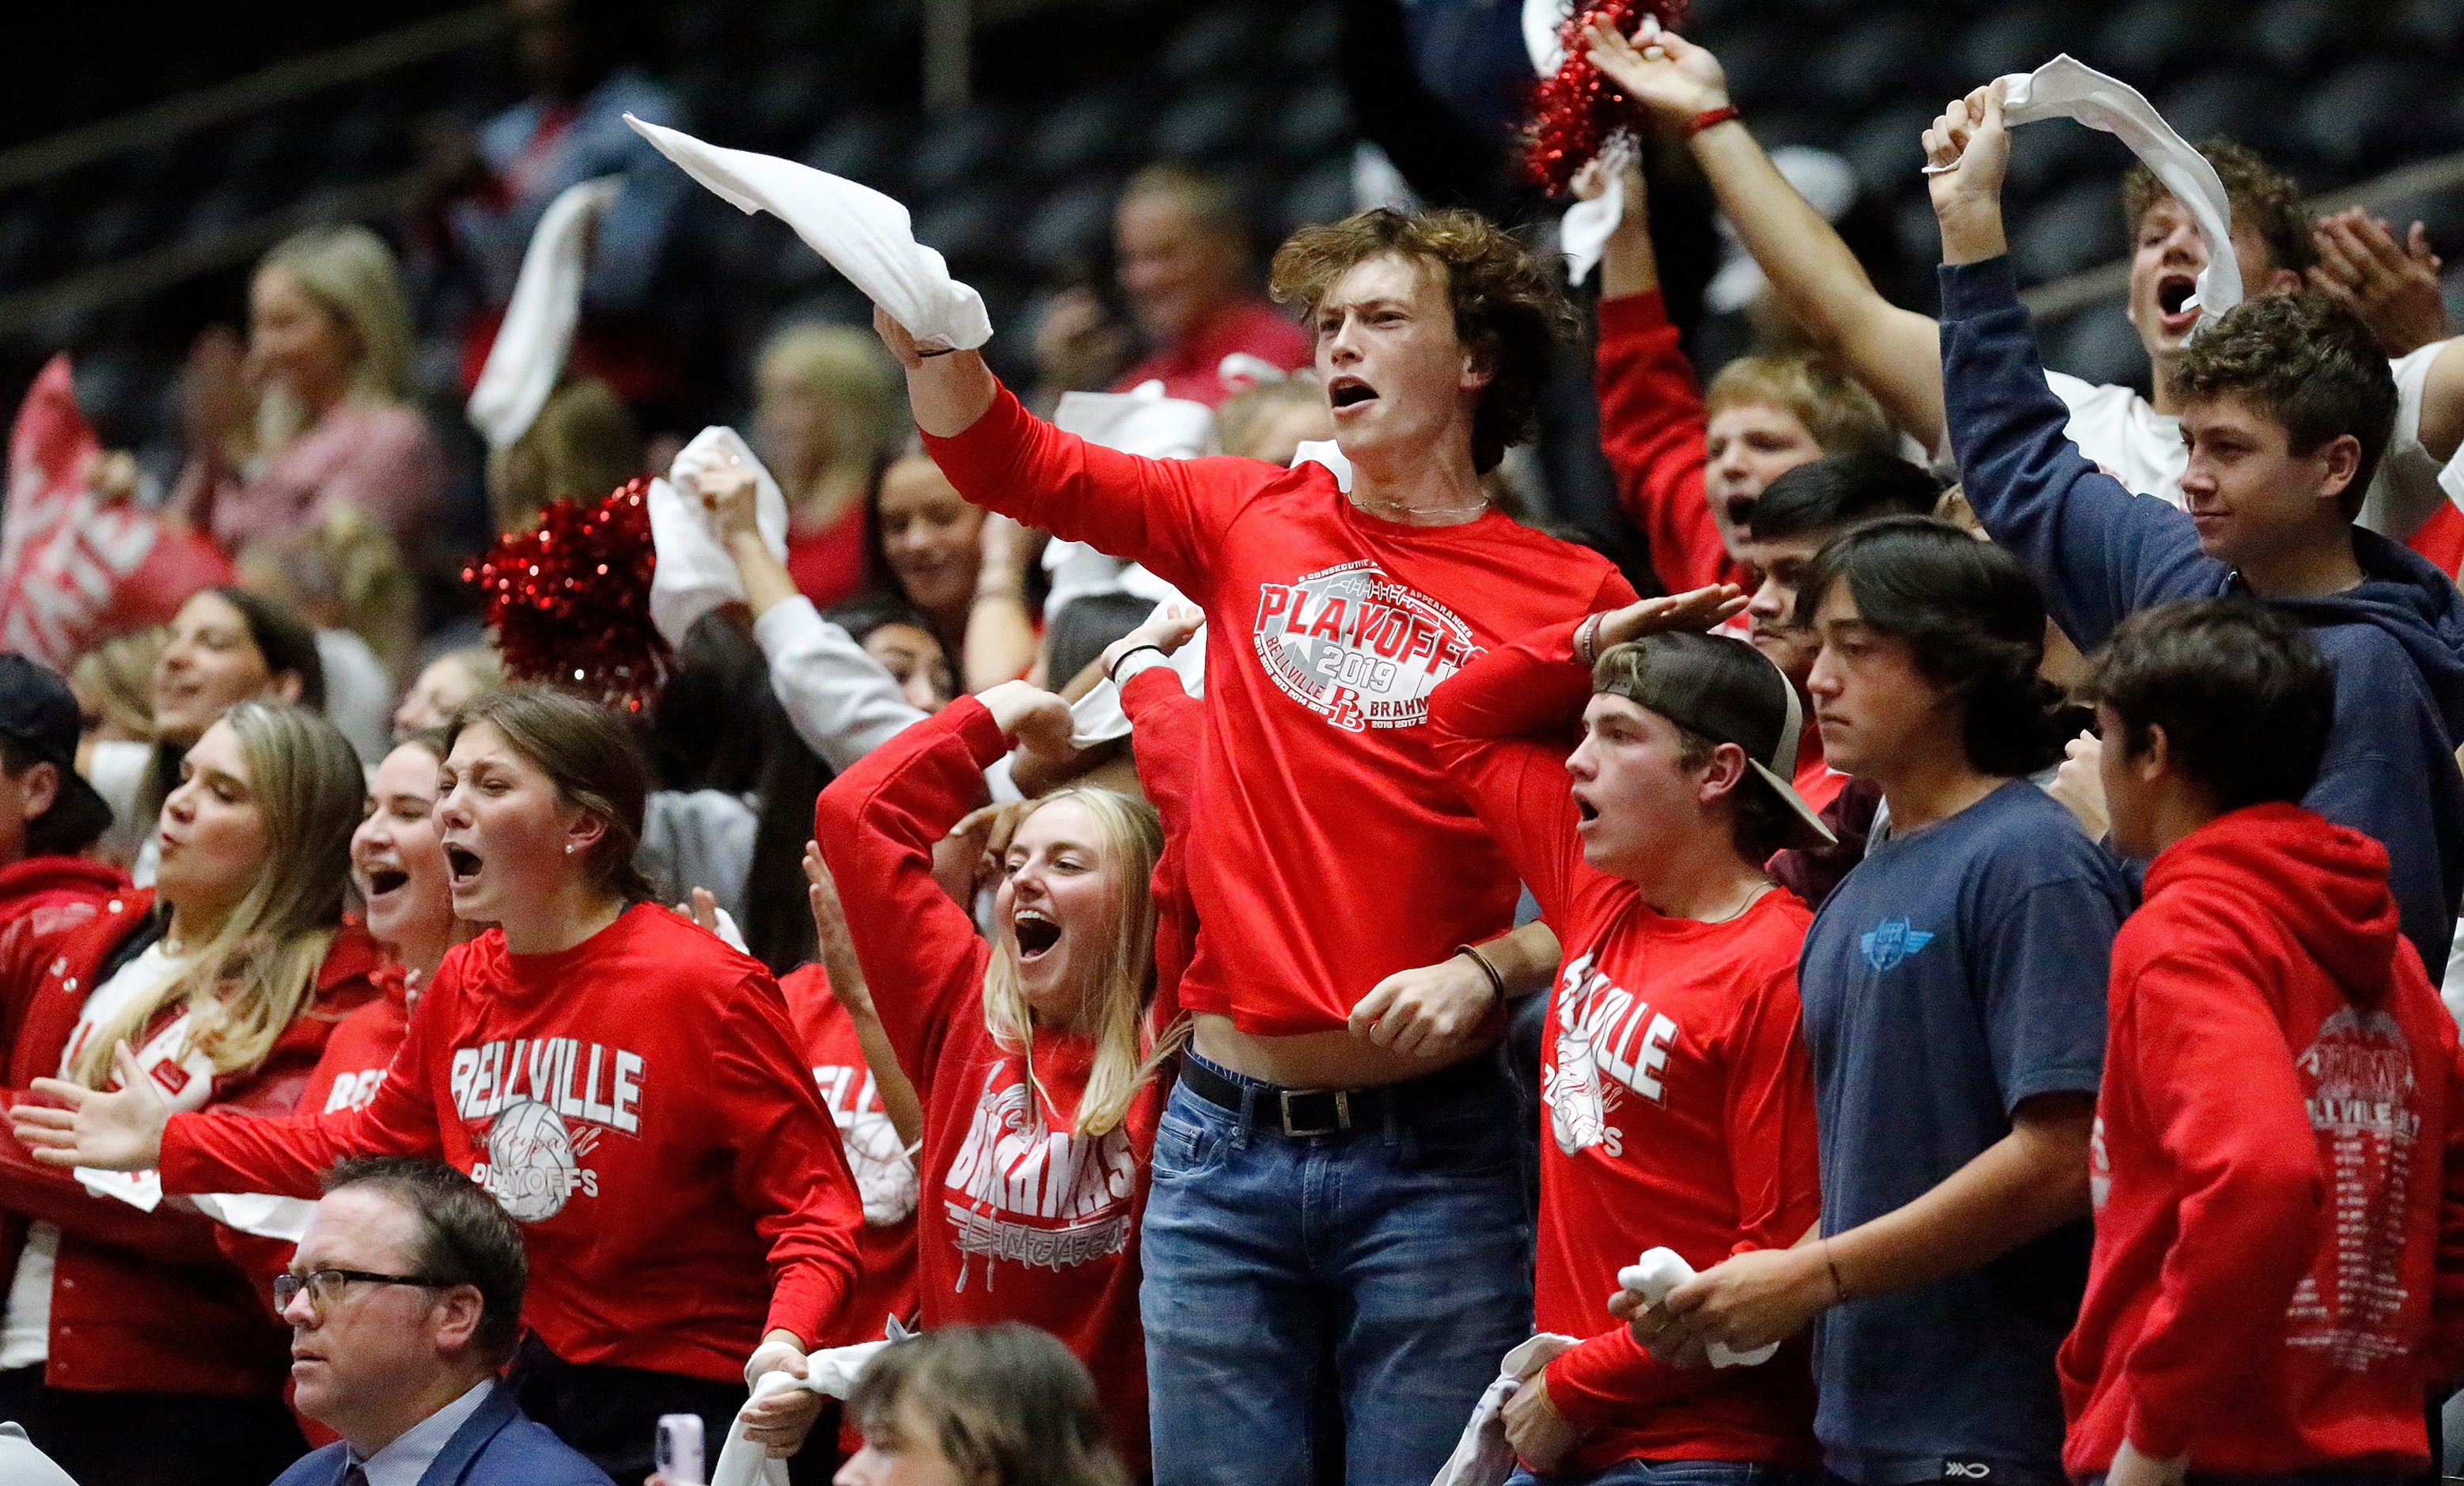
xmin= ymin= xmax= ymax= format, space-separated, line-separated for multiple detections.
xmin=1279 ymin=1088 xmax=1350 ymax=1137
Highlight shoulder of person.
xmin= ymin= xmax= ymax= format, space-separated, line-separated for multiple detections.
xmin=474 ymin=1416 xmax=615 ymax=1484
xmin=1966 ymin=784 xmax=2132 ymax=898
xmin=267 ymin=1440 xmax=348 ymax=1486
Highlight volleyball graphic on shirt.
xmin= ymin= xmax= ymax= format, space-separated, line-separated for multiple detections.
xmin=1253 ymin=559 xmax=1483 ymax=732
xmin=2285 ymin=1005 xmax=2420 ymax=1371
xmin=482 ymin=1097 xmax=582 ymax=1222
xmin=1549 ymin=1022 xmax=1610 ymax=1154
xmin=813 ymin=1061 xmax=919 ymax=1226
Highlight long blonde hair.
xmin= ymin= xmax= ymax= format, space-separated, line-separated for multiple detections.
xmin=255 ymin=224 xmax=415 ymax=447
xmin=978 ymin=787 xmax=1186 ymax=1137
xmin=74 ymin=703 xmax=364 ymax=1088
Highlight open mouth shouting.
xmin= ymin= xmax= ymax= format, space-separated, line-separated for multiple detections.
xmin=1012 ymin=908 xmax=1063 ymax=961
xmin=357 ymin=858 xmax=411 ymax=903
xmin=1327 ymin=375 xmax=1378 ymax=415
xmin=2155 ymin=271 xmax=2199 ymax=335
xmin=443 ymin=843 xmax=484 ymax=891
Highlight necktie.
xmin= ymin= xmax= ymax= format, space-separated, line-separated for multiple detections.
xmin=343 ymin=1464 xmax=371 ymax=1486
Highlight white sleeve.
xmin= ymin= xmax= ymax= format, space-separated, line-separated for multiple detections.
xmin=751 ymin=596 xmax=927 ymax=775
xmin=2361 ymin=339 xmax=2461 ymax=542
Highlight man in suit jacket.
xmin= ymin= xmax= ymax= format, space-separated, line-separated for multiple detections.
xmin=269 ymin=1157 xmax=610 ymax=1486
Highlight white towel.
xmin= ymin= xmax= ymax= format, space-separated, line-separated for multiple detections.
xmin=1041 ymin=382 xmax=1216 ymax=627
xmin=1994 ymin=55 xmax=2243 ymax=332
xmin=1428 ymin=1332 xmax=1583 ymax=1486
xmin=1617 ymin=1245 xmax=1780 ymax=1367
xmin=712 ymin=1329 xmax=907 ymax=1486
xmin=625 ymin=115 xmax=991 ymax=353
xmin=646 ymin=426 xmax=790 ymax=648
xmin=1522 ymin=0 xmax=1571 ymax=75
xmin=1559 ymin=135 xmax=1635 ymax=287
xmin=77 ymin=1169 xmax=314 ymax=1242
xmin=466 ymin=176 xmax=624 ymax=450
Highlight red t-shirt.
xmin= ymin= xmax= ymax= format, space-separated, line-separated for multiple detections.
xmin=157 ymin=904 xmax=864 ymax=1384
xmin=779 ymin=965 xmax=919 ymax=1348
xmin=1113 ymin=298 xmax=1313 ymax=408
xmin=1428 ymin=618 xmax=1823 ymax=1471
xmin=1597 ymin=291 xmax=1748 ymax=597
xmin=785 ymin=500 xmax=872 ymax=612
xmin=923 ymin=386 xmax=1636 ymax=1034
xmin=815 ymin=699 xmax=1154 ymax=1473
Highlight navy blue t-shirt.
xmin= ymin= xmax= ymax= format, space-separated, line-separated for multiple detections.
xmin=1800 ymin=779 xmax=2127 ymax=1485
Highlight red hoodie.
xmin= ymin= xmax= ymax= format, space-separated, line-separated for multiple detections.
xmin=815 ymin=698 xmax=1156 ymax=1474
xmin=2061 ymin=803 xmax=2464 ymax=1476
xmin=0 ymin=855 xmax=127 ymax=943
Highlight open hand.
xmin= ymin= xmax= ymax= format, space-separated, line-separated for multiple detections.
xmin=1101 ymin=603 xmax=1204 ymax=684
xmin=12 ymin=1044 xmax=171 ymax=1171
xmin=1583 ymin=19 xmax=1728 ymax=124
xmin=1594 ymin=585 xmax=1747 ymax=650
xmin=802 ymin=841 xmax=875 ymax=1016
xmin=2310 ymin=207 xmax=2448 ymax=358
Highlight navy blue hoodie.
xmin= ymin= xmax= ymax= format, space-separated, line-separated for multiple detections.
xmin=1939 ymin=256 xmax=2464 ymax=981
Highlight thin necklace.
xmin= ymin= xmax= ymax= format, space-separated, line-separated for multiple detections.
xmin=1704 ymin=881 xmax=1772 ymax=923
xmin=1348 ymin=489 xmax=1490 ymax=521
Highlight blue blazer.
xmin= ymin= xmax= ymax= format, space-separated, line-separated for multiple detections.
xmin=271 ymin=1382 xmax=613 ymax=1486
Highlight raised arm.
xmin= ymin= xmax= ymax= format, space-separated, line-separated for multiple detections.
xmin=1587 ymin=22 xmax=1947 ymax=449
xmin=1920 ymin=89 xmax=2216 ymax=648
xmin=813 ymin=687 xmax=1065 ymax=1073
xmin=878 ymin=308 xmax=1241 ymax=597
xmin=1589 ymin=163 xmax=1740 ymax=595
xmin=802 ymin=841 xmax=924 ymax=1144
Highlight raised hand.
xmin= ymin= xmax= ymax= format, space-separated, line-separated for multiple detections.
xmin=976 ymin=680 xmax=1077 ymax=766
xmin=11 ymin=1044 xmax=171 ymax=1171
xmin=1583 ymin=19 xmax=1729 ymax=124
xmin=2309 ymin=207 xmax=2449 ymax=358
xmin=1593 ymin=584 xmax=1748 ymax=650
xmin=1923 ymin=85 xmax=2011 ymax=264
xmin=1100 ymin=602 xmax=1204 ymax=684
xmin=685 ymin=455 xmax=764 ymax=546
xmin=802 ymin=842 xmax=873 ymax=1016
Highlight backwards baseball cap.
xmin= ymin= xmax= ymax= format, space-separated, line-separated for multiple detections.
xmin=1591 ymin=631 xmax=1836 ymax=851
xmin=0 ymin=653 xmax=112 ymax=851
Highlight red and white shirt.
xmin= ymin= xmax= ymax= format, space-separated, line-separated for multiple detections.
xmin=817 ymin=699 xmax=1156 ymax=1474
xmin=1428 ymin=618 xmax=1823 ymax=1472
xmin=780 ymin=967 xmax=919 ymax=1348
xmin=157 ymin=904 xmax=864 ymax=1384
xmin=923 ymin=385 xmax=1636 ymax=1034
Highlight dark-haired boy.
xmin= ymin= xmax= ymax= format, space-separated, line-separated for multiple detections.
xmin=1924 ymin=89 xmax=2464 ymax=981
xmin=0 ymin=655 xmax=123 ymax=934
xmin=1629 ymin=518 xmax=2129 ymax=1486
xmin=2064 ymin=597 xmax=2464 ymax=1486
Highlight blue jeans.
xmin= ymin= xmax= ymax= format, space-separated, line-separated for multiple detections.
xmin=1513 ymin=1463 xmax=1814 ymax=1486
xmin=1141 ymin=1051 xmax=1533 ymax=1486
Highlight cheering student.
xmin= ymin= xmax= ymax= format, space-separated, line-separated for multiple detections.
xmin=1581 ymin=25 xmax=2464 ymax=537
xmin=1624 ymin=520 xmax=2128 ymax=1486
xmin=881 ymin=204 xmax=1622 ymax=1486
xmin=2064 ymin=600 xmax=2464 ymax=1486
xmin=1585 ymin=159 xmax=1898 ymax=597
xmin=0 ymin=703 xmax=381 ymax=1486
xmin=1425 ymin=586 xmax=1828 ymax=1480
xmin=814 ymin=677 xmax=1177 ymax=1474
xmin=1920 ymin=87 xmax=2464 ymax=984
xmin=13 ymin=686 xmax=865 ymax=1485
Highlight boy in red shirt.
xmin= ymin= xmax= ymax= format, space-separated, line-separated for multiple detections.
xmin=2066 ymin=597 xmax=2464 ymax=1484
xmin=1427 ymin=587 xmax=1832 ymax=1481
xmin=881 ymin=207 xmax=1632 ymax=1485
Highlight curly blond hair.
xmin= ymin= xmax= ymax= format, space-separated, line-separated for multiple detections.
xmin=1268 ymin=208 xmax=1575 ymax=473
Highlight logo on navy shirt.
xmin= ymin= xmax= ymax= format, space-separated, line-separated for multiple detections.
xmin=1859 ymin=918 xmax=1935 ymax=971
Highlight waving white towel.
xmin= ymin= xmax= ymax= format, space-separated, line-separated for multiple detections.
xmin=467 ymin=176 xmax=624 ymax=450
xmin=646 ymin=426 xmax=790 ymax=648
xmin=1992 ymin=55 xmax=2243 ymax=332
xmin=625 ymin=115 xmax=991 ymax=352
xmin=713 ymin=1331 xmax=905 ymax=1486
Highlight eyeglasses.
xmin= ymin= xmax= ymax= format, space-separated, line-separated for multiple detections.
xmin=273 ymin=1268 xmax=453 ymax=1313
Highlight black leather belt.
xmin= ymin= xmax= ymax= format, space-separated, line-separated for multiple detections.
xmin=1176 ymin=1051 xmax=1500 ymax=1137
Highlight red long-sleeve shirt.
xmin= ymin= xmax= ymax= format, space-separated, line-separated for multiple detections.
xmin=1428 ymin=619 xmax=1821 ymax=1472
xmin=814 ymin=698 xmax=1155 ymax=1473
xmin=922 ymin=384 xmax=1635 ymax=1034
xmin=2061 ymin=804 xmax=2464 ymax=1475
xmin=779 ymin=966 xmax=919 ymax=1349
xmin=1597 ymin=291 xmax=1746 ymax=597
xmin=157 ymin=904 xmax=864 ymax=1384
xmin=1120 ymin=665 xmax=1205 ymax=1014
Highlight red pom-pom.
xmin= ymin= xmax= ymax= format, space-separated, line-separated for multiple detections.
xmin=464 ymin=480 xmax=669 ymax=713
xmin=1522 ymin=0 xmax=1691 ymax=197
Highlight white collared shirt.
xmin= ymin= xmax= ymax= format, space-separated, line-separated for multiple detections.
xmin=347 ymin=1378 xmax=494 ymax=1486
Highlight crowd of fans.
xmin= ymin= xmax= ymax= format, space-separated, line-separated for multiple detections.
xmin=7 ymin=6 xmax=2464 ymax=1486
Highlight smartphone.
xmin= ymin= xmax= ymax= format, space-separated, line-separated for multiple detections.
xmin=654 ymin=1413 xmax=705 ymax=1485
